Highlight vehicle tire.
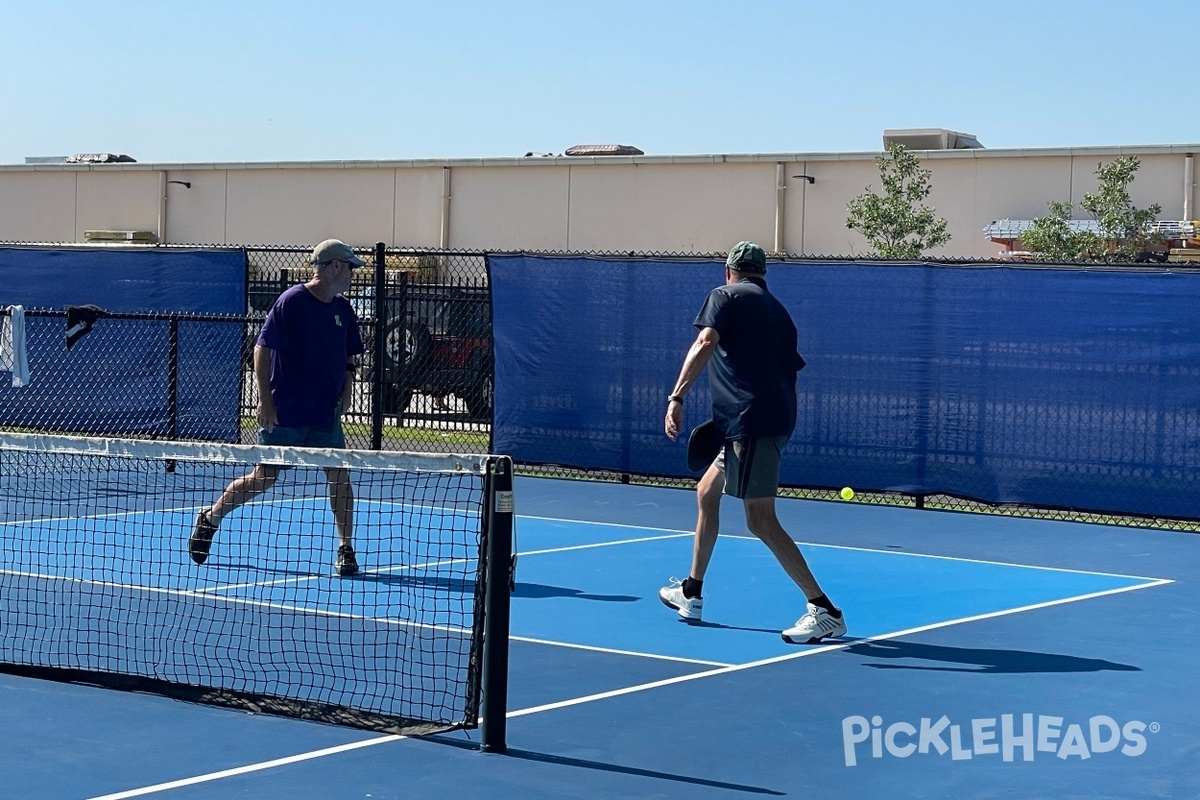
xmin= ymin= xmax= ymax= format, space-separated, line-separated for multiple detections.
xmin=383 ymin=384 xmax=413 ymax=415
xmin=408 ymin=324 xmax=435 ymax=375
xmin=463 ymin=372 xmax=493 ymax=420
xmin=383 ymin=319 xmax=432 ymax=373
xmin=382 ymin=320 xmax=434 ymax=410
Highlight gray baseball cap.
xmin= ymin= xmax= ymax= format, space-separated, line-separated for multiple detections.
xmin=726 ymin=241 xmax=766 ymax=274
xmin=310 ymin=239 xmax=366 ymax=267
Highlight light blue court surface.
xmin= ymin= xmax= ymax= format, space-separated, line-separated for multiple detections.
xmin=510 ymin=517 xmax=1164 ymax=665
xmin=3 ymin=494 xmax=485 ymax=643
xmin=5 ymin=496 xmax=480 ymax=596
xmin=2 ymin=494 xmax=484 ymax=731
xmin=3 ymin=475 xmax=1197 ymax=800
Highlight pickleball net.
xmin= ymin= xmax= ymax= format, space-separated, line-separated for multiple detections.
xmin=0 ymin=432 xmax=514 ymax=741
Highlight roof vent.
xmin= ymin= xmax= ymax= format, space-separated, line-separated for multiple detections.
xmin=882 ymin=129 xmax=983 ymax=150
xmin=65 ymin=153 xmax=138 ymax=164
xmin=564 ymin=144 xmax=644 ymax=157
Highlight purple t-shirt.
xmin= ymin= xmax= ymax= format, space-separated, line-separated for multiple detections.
xmin=257 ymin=284 xmax=365 ymax=428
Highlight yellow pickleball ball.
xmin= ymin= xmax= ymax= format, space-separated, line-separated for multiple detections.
xmin=840 ymin=486 xmax=855 ymax=501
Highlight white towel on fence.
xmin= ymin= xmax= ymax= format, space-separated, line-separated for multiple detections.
xmin=1 ymin=305 xmax=31 ymax=387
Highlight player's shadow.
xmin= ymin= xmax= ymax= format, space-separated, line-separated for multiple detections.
xmin=214 ymin=562 xmax=323 ymax=579
xmin=686 ymin=619 xmax=781 ymax=635
xmin=418 ymin=737 xmax=783 ymax=795
xmin=353 ymin=572 xmax=476 ymax=593
xmin=513 ymin=582 xmax=639 ymax=602
xmin=207 ymin=564 xmax=475 ymax=593
xmin=845 ymin=640 xmax=1140 ymax=674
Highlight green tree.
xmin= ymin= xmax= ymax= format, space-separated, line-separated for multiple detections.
xmin=846 ymin=142 xmax=951 ymax=259
xmin=1020 ymin=200 xmax=1103 ymax=261
xmin=1080 ymin=156 xmax=1162 ymax=261
xmin=1023 ymin=156 xmax=1162 ymax=262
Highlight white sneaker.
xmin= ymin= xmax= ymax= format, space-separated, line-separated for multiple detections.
xmin=659 ymin=578 xmax=703 ymax=621
xmin=781 ymin=603 xmax=846 ymax=644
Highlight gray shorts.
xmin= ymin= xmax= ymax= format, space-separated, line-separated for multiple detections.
xmin=258 ymin=420 xmax=345 ymax=449
xmin=716 ymin=436 xmax=788 ymax=499
xmin=257 ymin=405 xmax=346 ymax=466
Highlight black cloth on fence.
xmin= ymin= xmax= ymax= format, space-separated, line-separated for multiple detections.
xmin=65 ymin=305 xmax=107 ymax=351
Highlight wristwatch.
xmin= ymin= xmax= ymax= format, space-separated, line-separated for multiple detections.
xmin=667 ymin=394 xmax=683 ymax=403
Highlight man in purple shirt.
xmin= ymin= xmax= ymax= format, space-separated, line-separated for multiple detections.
xmin=189 ymin=239 xmax=366 ymax=576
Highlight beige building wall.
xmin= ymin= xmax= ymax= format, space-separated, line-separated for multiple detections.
xmin=448 ymin=165 xmax=570 ymax=250
xmin=1 ymin=145 xmax=1195 ymax=259
xmin=968 ymin=154 xmax=1075 ymax=223
xmin=394 ymin=167 xmax=446 ymax=248
xmin=565 ymin=161 xmax=778 ymax=253
xmin=793 ymin=158 xmax=882 ymax=257
xmin=162 ymin=171 xmax=228 ymax=244
xmin=74 ymin=171 xmax=162 ymax=242
xmin=224 ymin=168 xmax=397 ymax=246
xmin=0 ymin=171 xmax=78 ymax=242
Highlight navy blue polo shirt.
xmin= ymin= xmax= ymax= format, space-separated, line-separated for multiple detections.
xmin=257 ymin=284 xmax=365 ymax=428
xmin=693 ymin=276 xmax=805 ymax=441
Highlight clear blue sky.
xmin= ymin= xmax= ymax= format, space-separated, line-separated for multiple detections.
xmin=3 ymin=0 xmax=1197 ymax=164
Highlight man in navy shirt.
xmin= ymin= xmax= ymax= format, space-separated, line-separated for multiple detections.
xmin=189 ymin=239 xmax=366 ymax=576
xmin=661 ymin=241 xmax=846 ymax=644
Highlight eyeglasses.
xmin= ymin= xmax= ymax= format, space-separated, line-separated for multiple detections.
xmin=327 ymin=259 xmax=355 ymax=271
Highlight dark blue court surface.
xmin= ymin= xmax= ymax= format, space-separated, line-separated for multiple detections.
xmin=4 ymin=476 xmax=1197 ymax=799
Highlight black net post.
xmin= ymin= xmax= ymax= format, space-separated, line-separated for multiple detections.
xmin=481 ymin=455 xmax=514 ymax=753
xmin=370 ymin=242 xmax=386 ymax=451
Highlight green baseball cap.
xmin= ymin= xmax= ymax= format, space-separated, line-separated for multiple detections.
xmin=310 ymin=239 xmax=366 ymax=267
xmin=726 ymin=241 xmax=766 ymax=274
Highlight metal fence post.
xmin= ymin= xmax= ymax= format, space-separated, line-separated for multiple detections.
xmin=370 ymin=242 xmax=386 ymax=451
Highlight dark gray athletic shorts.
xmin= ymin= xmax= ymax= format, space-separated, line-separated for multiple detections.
xmin=716 ymin=436 xmax=788 ymax=499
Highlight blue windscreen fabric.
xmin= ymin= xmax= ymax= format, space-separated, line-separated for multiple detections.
xmin=0 ymin=246 xmax=245 ymax=314
xmin=0 ymin=246 xmax=246 ymax=441
xmin=490 ymin=254 xmax=1200 ymax=520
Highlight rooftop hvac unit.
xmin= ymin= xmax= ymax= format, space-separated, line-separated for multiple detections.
xmin=564 ymin=144 xmax=645 ymax=156
xmin=883 ymin=129 xmax=983 ymax=150
xmin=66 ymin=153 xmax=138 ymax=164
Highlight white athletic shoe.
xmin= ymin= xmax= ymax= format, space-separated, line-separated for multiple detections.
xmin=659 ymin=578 xmax=704 ymax=622
xmin=781 ymin=603 xmax=846 ymax=644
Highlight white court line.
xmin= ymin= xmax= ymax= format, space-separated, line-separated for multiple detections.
xmin=3 ymin=496 xmax=482 ymax=596
xmin=199 ymin=555 xmax=477 ymax=594
xmin=1 ymin=494 xmax=478 ymax=529
xmin=19 ymin=503 xmax=1180 ymax=796
xmin=519 ymin=514 xmax=692 ymax=534
xmin=517 ymin=532 xmax=690 ymax=557
xmin=0 ymin=568 xmax=474 ymax=637
xmin=506 ymin=578 xmax=1174 ymax=717
xmin=83 ymin=576 xmax=1173 ymax=800
xmin=510 ymin=635 xmax=732 ymax=667
xmin=518 ymin=514 xmax=1169 ymax=582
xmin=83 ymin=735 xmax=406 ymax=800
xmin=0 ymin=497 xmax=312 ymax=528
xmin=747 ymin=535 xmax=1174 ymax=583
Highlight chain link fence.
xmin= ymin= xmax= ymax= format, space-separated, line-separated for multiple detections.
xmin=243 ymin=245 xmax=491 ymax=454
xmin=3 ymin=242 xmax=1197 ymax=531
xmin=1 ymin=308 xmax=243 ymax=442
